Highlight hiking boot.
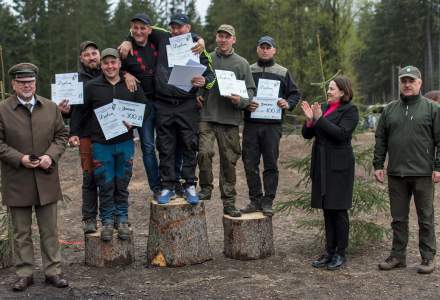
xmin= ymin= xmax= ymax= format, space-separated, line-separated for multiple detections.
xmin=184 ymin=185 xmax=199 ymax=205
xmin=240 ymin=201 xmax=262 ymax=214
xmin=417 ymin=258 xmax=435 ymax=274
xmin=100 ymin=224 xmax=114 ymax=242
xmin=311 ymin=253 xmax=333 ymax=268
xmin=378 ymin=256 xmax=406 ymax=271
xmin=261 ymin=197 xmax=274 ymax=217
xmin=83 ymin=219 xmax=97 ymax=234
xmin=327 ymin=254 xmax=346 ymax=270
xmin=224 ymin=206 xmax=242 ymax=217
xmin=198 ymin=189 xmax=212 ymax=200
xmin=157 ymin=189 xmax=176 ymax=204
xmin=118 ymin=222 xmax=130 ymax=240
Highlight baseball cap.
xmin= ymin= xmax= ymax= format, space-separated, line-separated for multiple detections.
xmin=79 ymin=41 xmax=98 ymax=53
xmin=217 ymin=24 xmax=235 ymax=36
xmin=169 ymin=14 xmax=189 ymax=25
xmin=131 ymin=13 xmax=151 ymax=25
xmin=100 ymin=48 xmax=119 ymax=60
xmin=258 ymin=36 xmax=276 ymax=48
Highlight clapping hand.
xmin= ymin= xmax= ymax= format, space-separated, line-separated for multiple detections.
xmin=312 ymin=102 xmax=322 ymax=121
xmin=300 ymin=101 xmax=313 ymax=121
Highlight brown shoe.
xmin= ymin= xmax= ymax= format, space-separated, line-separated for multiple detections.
xmin=45 ymin=274 xmax=69 ymax=288
xmin=378 ymin=256 xmax=406 ymax=271
xmin=417 ymin=258 xmax=435 ymax=274
xmin=12 ymin=276 xmax=34 ymax=292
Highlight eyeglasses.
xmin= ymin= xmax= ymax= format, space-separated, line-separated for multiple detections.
xmin=14 ymin=80 xmax=36 ymax=86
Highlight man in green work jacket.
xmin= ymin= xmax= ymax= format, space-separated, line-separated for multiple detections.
xmin=373 ymin=66 xmax=440 ymax=274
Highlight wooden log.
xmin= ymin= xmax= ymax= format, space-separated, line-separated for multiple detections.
xmin=84 ymin=228 xmax=134 ymax=267
xmin=147 ymin=198 xmax=212 ymax=267
xmin=223 ymin=212 xmax=274 ymax=260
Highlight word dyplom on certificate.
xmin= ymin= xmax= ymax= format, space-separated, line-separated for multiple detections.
xmin=166 ymin=33 xmax=200 ymax=67
xmin=94 ymin=103 xmax=128 ymax=140
xmin=51 ymin=72 xmax=83 ymax=105
xmin=113 ymin=99 xmax=146 ymax=127
xmin=215 ymin=70 xmax=249 ymax=98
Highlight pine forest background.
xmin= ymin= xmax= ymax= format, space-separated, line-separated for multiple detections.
xmin=1 ymin=0 xmax=440 ymax=104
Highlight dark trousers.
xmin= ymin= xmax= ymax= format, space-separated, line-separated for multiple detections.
xmin=155 ymin=100 xmax=199 ymax=190
xmin=323 ymin=209 xmax=349 ymax=256
xmin=388 ymin=176 xmax=436 ymax=259
xmin=79 ymin=137 xmax=98 ymax=221
xmin=92 ymin=140 xmax=134 ymax=225
xmin=242 ymin=123 xmax=281 ymax=202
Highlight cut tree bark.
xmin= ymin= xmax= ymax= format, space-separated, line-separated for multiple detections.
xmin=223 ymin=212 xmax=274 ymax=260
xmin=147 ymin=198 xmax=212 ymax=267
xmin=85 ymin=228 xmax=134 ymax=267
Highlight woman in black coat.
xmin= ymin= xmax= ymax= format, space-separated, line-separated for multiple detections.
xmin=300 ymin=75 xmax=359 ymax=270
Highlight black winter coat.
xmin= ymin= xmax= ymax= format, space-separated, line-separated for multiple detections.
xmin=301 ymin=102 xmax=359 ymax=209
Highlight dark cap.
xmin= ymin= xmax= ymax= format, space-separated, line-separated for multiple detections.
xmin=131 ymin=13 xmax=151 ymax=25
xmin=217 ymin=24 xmax=235 ymax=36
xmin=79 ymin=41 xmax=98 ymax=53
xmin=8 ymin=63 xmax=38 ymax=80
xmin=258 ymin=36 xmax=276 ymax=48
xmin=100 ymin=48 xmax=119 ymax=60
xmin=169 ymin=13 xmax=189 ymax=25
xmin=398 ymin=66 xmax=421 ymax=79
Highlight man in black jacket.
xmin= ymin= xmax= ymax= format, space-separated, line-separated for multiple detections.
xmin=71 ymin=48 xmax=148 ymax=241
xmin=151 ymin=14 xmax=215 ymax=204
xmin=241 ymin=36 xmax=300 ymax=216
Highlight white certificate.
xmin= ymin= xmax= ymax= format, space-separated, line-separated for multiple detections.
xmin=215 ymin=70 xmax=236 ymax=96
xmin=257 ymin=79 xmax=280 ymax=99
xmin=113 ymin=99 xmax=146 ymax=127
xmin=166 ymin=33 xmax=200 ymax=67
xmin=94 ymin=103 xmax=128 ymax=140
xmin=168 ymin=64 xmax=207 ymax=92
xmin=232 ymin=80 xmax=249 ymax=98
xmin=51 ymin=81 xmax=84 ymax=105
xmin=251 ymin=97 xmax=282 ymax=120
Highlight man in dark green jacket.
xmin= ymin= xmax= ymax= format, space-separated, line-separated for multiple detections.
xmin=197 ymin=24 xmax=256 ymax=217
xmin=373 ymin=66 xmax=440 ymax=274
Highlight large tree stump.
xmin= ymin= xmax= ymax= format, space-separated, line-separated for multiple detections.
xmin=85 ymin=228 xmax=134 ymax=267
xmin=223 ymin=212 xmax=274 ymax=260
xmin=147 ymin=198 xmax=212 ymax=267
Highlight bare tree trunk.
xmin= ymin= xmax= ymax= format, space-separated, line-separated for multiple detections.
xmin=425 ymin=7 xmax=434 ymax=92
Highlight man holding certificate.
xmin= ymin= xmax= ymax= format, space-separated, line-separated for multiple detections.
xmin=197 ymin=24 xmax=256 ymax=217
xmin=71 ymin=48 xmax=148 ymax=241
xmin=241 ymin=36 xmax=300 ymax=216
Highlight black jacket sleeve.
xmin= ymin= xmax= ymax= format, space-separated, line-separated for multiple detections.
xmin=284 ymin=71 xmax=301 ymax=111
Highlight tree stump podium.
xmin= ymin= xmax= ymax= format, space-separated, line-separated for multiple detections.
xmin=147 ymin=198 xmax=212 ymax=267
xmin=223 ymin=212 xmax=274 ymax=260
xmin=85 ymin=228 xmax=134 ymax=267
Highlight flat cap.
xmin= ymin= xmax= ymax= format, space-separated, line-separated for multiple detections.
xmin=100 ymin=48 xmax=119 ymax=60
xmin=131 ymin=13 xmax=151 ymax=25
xmin=258 ymin=36 xmax=276 ymax=48
xmin=170 ymin=13 xmax=189 ymax=25
xmin=79 ymin=41 xmax=98 ymax=53
xmin=399 ymin=66 xmax=421 ymax=79
xmin=217 ymin=24 xmax=235 ymax=36
xmin=8 ymin=63 xmax=38 ymax=79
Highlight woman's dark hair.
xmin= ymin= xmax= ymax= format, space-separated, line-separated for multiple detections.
xmin=332 ymin=75 xmax=353 ymax=103
xmin=424 ymin=90 xmax=440 ymax=103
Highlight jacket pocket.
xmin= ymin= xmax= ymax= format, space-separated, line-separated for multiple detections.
xmin=330 ymin=148 xmax=352 ymax=171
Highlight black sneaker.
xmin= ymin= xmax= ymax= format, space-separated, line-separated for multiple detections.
xmin=118 ymin=223 xmax=130 ymax=240
xmin=240 ymin=202 xmax=262 ymax=214
xmin=100 ymin=224 xmax=114 ymax=241
xmin=261 ymin=198 xmax=274 ymax=217
xmin=224 ymin=206 xmax=242 ymax=217
xmin=198 ymin=189 xmax=212 ymax=200
xmin=83 ymin=219 xmax=97 ymax=234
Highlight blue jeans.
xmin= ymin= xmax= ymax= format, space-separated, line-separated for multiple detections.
xmin=92 ymin=140 xmax=134 ymax=225
xmin=137 ymin=101 xmax=160 ymax=192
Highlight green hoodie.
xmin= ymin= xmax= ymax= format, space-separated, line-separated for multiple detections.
xmin=373 ymin=94 xmax=440 ymax=176
xmin=200 ymin=48 xmax=256 ymax=126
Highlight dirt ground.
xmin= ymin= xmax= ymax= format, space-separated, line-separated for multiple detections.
xmin=1 ymin=132 xmax=440 ymax=299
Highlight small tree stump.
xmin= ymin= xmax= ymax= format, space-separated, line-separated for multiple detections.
xmin=147 ymin=198 xmax=212 ymax=267
xmin=85 ymin=228 xmax=134 ymax=267
xmin=223 ymin=212 xmax=274 ymax=260
xmin=0 ymin=236 xmax=13 ymax=268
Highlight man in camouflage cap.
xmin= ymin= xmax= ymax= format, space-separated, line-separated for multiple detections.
xmin=1 ymin=63 xmax=69 ymax=291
